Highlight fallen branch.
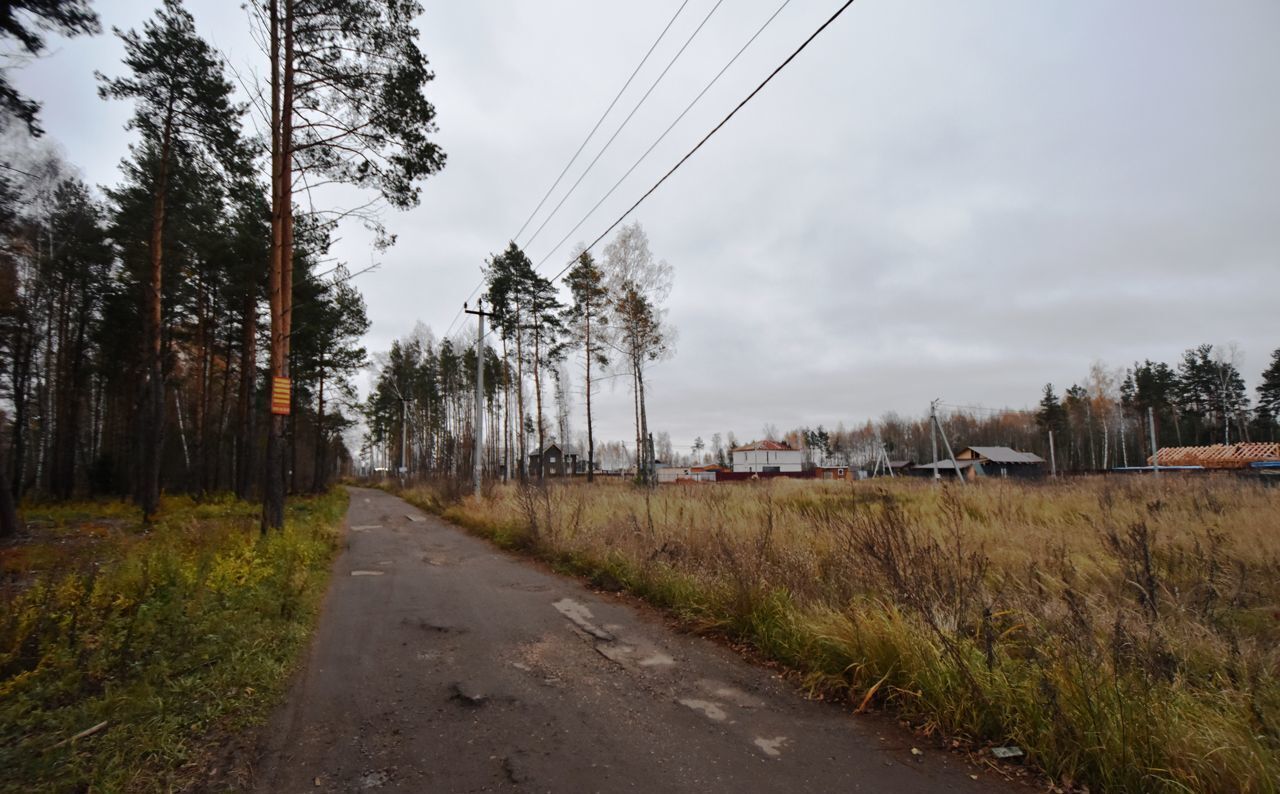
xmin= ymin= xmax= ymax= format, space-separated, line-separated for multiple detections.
xmin=48 ymin=720 xmax=109 ymax=751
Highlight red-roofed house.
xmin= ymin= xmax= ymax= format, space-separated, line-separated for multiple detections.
xmin=731 ymin=440 xmax=803 ymax=473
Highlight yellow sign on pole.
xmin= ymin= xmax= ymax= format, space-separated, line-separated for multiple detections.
xmin=271 ymin=376 xmax=291 ymax=416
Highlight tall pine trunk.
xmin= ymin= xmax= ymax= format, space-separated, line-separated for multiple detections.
xmin=263 ymin=0 xmax=294 ymax=531
xmin=312 ymin=367 xmax=326 ymax=493
xmin=533 ymin=323 xmax=544 ymax=479
xmin=584 ymin=312 xmax=594 ymax=483
xmin=139 ymin=111 xmax=173 ymax=521
xmin=514 ymin=319 xmax=526 ymax=483
xmin=234 ymin=290 xmax=257 ymax=499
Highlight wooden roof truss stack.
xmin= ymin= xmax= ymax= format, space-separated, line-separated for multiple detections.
xmin=1149 ymin=443 xmax=1280 ymax=469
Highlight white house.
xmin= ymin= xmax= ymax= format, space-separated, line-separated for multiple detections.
xmin=731 ymin=440 xmax=803 ymax=473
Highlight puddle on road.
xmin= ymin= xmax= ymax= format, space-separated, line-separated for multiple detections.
xmin=351 ymin=570 xmax=385 ymax=576
xmin=350 ymin=524 xmax=382 ymax=531
xmin=679 ymin=698 xmax=728 ymax=722
xmin=405 ymin=514 xmax=425 ymax=522
xmin=639 ymin=652 xmax=675 ymax=667
xmin=754 ymin=736 xmax=789 ymax=758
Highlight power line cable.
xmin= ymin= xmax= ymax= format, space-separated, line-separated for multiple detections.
xmin=510 ymin=0 xmax=691 ymax=245
xmin=520 ymin=0 xmax=727 ymax=252
xmin=938 ymin=402 xmax=1033 ymax=415
xmin=442 ymin=0 xmax=702 ymax=342
xmin=0 ymin=162 xmax=41 ymax=179
xmin=546 ymin=0 xmax=860 ymax=285
xmin=532 ymin=0 xmax=794 ymax=273
xmin=457 ymin=0 xmax=856 ymax=345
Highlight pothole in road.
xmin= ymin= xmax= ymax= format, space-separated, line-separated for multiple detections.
xmin=357 ymin=768 xmax=391 ymax=788
xmin=402 ymin=617 xmax=463 ymax=634
xmin=449 ymin=682 xmax=491 ymax=708
xmin=502 ymin=581 xmax=551 ymax=592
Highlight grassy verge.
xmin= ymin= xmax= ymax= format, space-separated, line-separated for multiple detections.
xmin=393 ymin=476 xmax=1279 ymax=794
xmin=0 ymin=490 xmax=347 ymax=793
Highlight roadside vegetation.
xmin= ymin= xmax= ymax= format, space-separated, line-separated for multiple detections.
xmin=0 ymin=491 xmax=346 ymax=792
xmin=396 ymin=476 xmax=1280 ymax=794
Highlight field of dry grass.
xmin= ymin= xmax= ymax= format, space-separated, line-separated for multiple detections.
xmin=400 ymin=475 xmax=1280 ymax=793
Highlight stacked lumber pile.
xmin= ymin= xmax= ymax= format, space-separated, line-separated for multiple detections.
xmin=1148 ymin=443 xmax=1280 ymax=469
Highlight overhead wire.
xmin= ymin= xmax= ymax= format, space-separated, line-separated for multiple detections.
xmin=519 ymin=0 xmax=727 ymax=252
xmin=510 ymin=0 xmax=691 ymax=245
xmin=440 ymin=1 xmax=693 ymax=342
xmin=459 ymin=0 xmax=859 ymax=345
xmin=546 ymin=0 xmax=860 ymax=285
xmin=531 ymin=0 xmax=794 ymax=274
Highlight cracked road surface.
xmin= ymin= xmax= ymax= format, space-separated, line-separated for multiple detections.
xmin=252 ymin=487 xmax=1013 ymax=792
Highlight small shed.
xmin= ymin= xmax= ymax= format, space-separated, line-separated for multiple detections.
xmin=910 ymin=459 xmax=978 ymax=480
xmin=912 ymin=447 xmax=1044 ymax=480
xmin=956 ymin=446 xmax=1046 ymax=479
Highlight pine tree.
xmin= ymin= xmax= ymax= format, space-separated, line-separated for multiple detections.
xmin=1256 ymin=348 xmax=1280 ymax=440
xmin=98 ymin=0 xmax=243 ymax=520
xmin=258 ymin=0 xmax=446 ymax=530
xmin=564 ymin=251 xmax=609 ymax=482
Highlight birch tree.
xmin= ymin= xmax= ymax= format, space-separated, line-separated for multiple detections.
xmin=602 ymin=222 xmax=673 ymax=483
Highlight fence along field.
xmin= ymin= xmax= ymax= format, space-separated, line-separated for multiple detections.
xmin=398 ymin=475 xmax=1280 ymax=794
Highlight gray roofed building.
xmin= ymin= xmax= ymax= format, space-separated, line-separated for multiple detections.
xmin=961 ymin=446 xmax=1045 ymax=465
xmin=911 ymin=446 xmax=1045 ymax=480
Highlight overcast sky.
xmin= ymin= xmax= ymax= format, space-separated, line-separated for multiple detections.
xmin=11 ymin=0 xmax=1280 ymax=451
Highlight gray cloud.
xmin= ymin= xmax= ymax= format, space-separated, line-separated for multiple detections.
xmin=11 ymin=0 xmax=1279 ymax=449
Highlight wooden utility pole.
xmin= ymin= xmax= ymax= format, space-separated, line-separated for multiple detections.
xmin=930 ymin=400 xmax=964 ymax=486
xmin=464 ymin=301 xmax=490 ymax=498
xmin=1148 ymin=407 xmax=1160 ymax=479
xmin=1048 ymin=429 xmax=1057 ymax=478
xmin=930 ymin=399 xmax=940 ymax=482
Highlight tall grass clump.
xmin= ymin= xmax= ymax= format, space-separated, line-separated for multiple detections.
xmin=400 ymin=476 xmax=1279 ymax=793
xmin=0 ymin=490 xmax=346 ymax=792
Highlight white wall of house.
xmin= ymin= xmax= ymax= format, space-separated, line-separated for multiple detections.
xmin=657 ymin=467 xmax=717 ymax=483
xmin=732 ymin=449 xmax=803 ymax=473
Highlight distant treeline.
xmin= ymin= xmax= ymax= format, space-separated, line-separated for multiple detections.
xmin=755 ymin=344 xmax=1279 ymax=472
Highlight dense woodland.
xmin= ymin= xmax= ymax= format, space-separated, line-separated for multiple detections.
xmin=0 ymin=0 xmax=443 ymax=533
xmin=743 ymin=345 xmax=1280 ymax=473
xmin=361 ymin=222 xmax=675 ymax=483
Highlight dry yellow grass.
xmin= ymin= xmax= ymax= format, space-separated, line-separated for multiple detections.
xmin=401 ymin=475 xmax=1280 ymax=793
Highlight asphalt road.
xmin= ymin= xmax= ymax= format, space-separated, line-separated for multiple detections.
xmin=251 ymin=486 xmax=1014 ymax=793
